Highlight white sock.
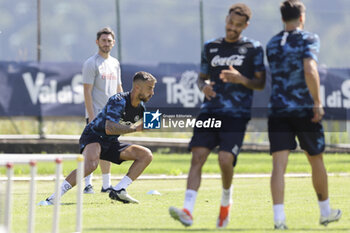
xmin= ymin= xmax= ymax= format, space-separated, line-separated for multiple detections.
xmin=114 ymin=176 xmax=132 ymax=191
xmin=102 ymin=173 xmax=111 ymax=189
xmin=183 ymin=189 xmax=197 ymax=214
xmin=221 ymin=185 xmax=233 ymax=206
xmin=48 ymin=180 xmax=72 ymax=201
xmin=273 ymin=204 xmax=286 ymax=222
xmin=318 ymin=198 xmax=331 ymax=217
xmin=85 ymin=173 xmax=92 ymax=187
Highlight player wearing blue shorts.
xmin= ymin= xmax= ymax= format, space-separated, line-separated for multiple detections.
xmin=266 ymin=0 xmax=341 ymax=229
xmin=169 ymin=3 xmax=266 ymax=228
xmin=42 ymin=71 xmax=156 ymax=204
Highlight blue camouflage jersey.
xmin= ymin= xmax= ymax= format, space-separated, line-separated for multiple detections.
xmin=87 ymin=92 xmax=145 ymax=141
xmin=200 ymin=37 xmax=265 ymax=118
xmin=266 ymin=29 xmax=320 ymax=117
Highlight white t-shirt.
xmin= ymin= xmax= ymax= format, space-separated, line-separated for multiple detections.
xmin=82 ymin=54 xmax=122 ymax=118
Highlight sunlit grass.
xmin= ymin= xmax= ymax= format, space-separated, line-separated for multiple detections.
xmin=5 ymin=177 xmax=349 ymax=233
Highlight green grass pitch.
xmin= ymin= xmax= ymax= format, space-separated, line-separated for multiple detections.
xmin=3 ymin=176 xmax=349 ymax=233
xmin=1 ymin=152 xmax=349 ymax=232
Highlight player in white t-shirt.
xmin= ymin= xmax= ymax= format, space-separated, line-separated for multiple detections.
xmin=82 ymin=27 xmax=123 ymax=194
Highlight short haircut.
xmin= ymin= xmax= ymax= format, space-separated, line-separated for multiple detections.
xmin=280 ymin=0 xmax=305 ymax=22
xmin=96 ymin=27 xmax=115 ymax=40
xmin=133 ymin=71 xmax=157 ymax=83
xmin=228 ymin=3 xmax=252 ymax=22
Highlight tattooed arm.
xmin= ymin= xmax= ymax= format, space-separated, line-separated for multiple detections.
xmin=105 ymin=120 xmax=142 ymax=135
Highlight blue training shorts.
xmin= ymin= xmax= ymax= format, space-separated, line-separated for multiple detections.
xmin=268 ymin=117 xmax=325 ymax=155
xmin=188 ymin=113 xmax=250 ymax=166
xmin=79 ymin=127 xmax=130 ymax=165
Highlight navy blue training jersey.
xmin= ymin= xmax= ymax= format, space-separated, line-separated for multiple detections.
xmin=266 ymin=29 xmax=320 ymax=117
xmin=200 ymin=37 xmax=265 ymax=118
xmin=87 ymin=92 xmax=145 ymax=141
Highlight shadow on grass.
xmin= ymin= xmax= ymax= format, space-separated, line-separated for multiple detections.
xmin=292 ymin=229 xmax=349 ymax=232
xmin=60 ymin=202 xmax=76 ymax=206
xmin=85 ymin=227 xmax=349 ymax=232
xmin=60 ymin=201 xmax=111 ymax=205
xmin=85 ymin=228 xmax=238 ymax=232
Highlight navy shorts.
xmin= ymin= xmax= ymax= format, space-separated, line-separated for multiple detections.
xmin=268 ymin=117 xmax=325 ymax=155
xmin=79 ymin=127 xmax=130 ymax=165
xmin=189 ymin=113 xmax=250 ymax=166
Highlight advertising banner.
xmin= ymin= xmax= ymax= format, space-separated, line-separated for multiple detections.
xmin=0 ymin=62 xmax=348 ymax=119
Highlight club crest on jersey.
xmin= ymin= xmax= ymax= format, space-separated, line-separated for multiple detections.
xmin=238 ymin=46 xmax=248 ymax=54
xmin=211 ymin=55 xmax=245 ymax=67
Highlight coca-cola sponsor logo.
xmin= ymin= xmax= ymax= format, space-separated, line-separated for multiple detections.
xmin=211 ymin=55 xmax=245 ymax=67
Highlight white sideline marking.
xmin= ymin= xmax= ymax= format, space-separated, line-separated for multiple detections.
xmin=0 ymin=173 xmax=348 ymax=181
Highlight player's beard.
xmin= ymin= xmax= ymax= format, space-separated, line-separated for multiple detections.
xmin=99 ymin=45 xmax=112 ymax=54
xmin=138 ymin=93 xmax=152 ymax=102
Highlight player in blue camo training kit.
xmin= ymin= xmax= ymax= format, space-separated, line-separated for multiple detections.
xmin=266 ymin=0 xmax=341 ymax=230
xmin=42 ymin=71 xmax=156 ymax=205
xmin=169 ymin=3 xmax=266 ymax=228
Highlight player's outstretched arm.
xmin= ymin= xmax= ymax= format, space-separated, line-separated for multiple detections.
xmin=105 ymin=120 xmax=142 ymax=135
xmin=220 ymin=66 xmax=265 ymax=90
